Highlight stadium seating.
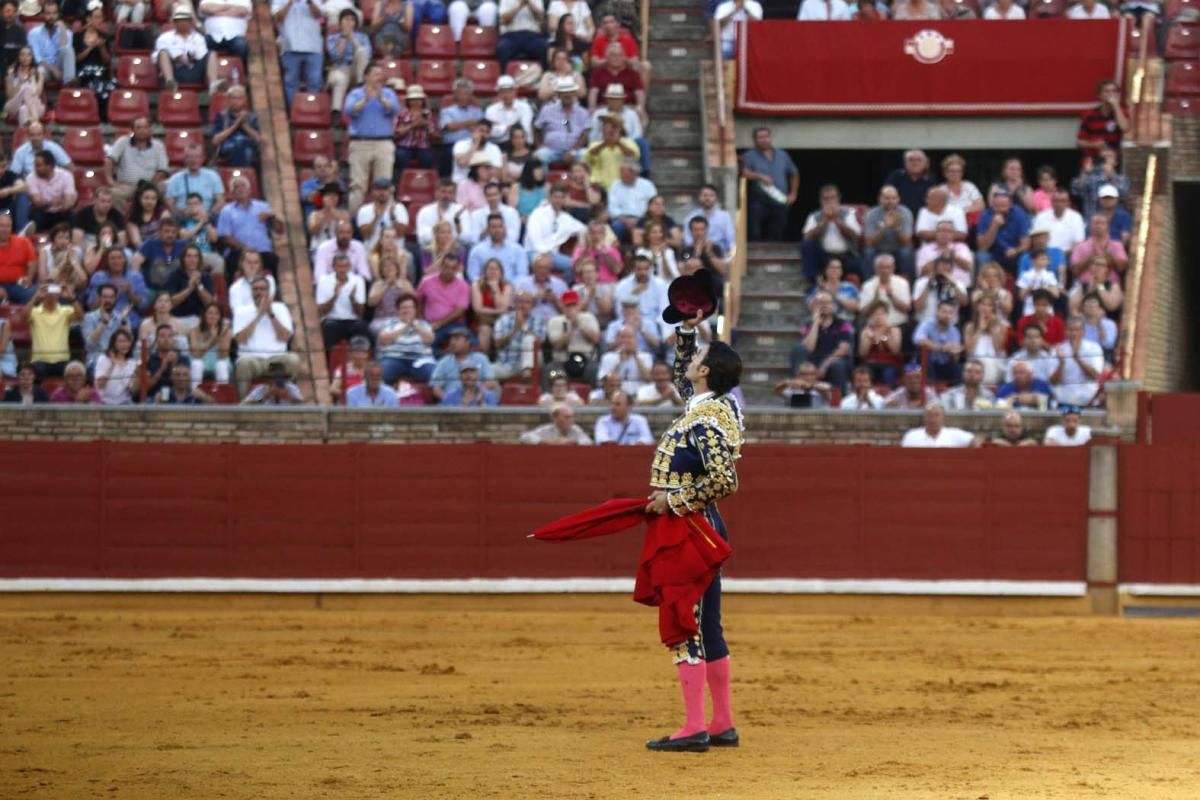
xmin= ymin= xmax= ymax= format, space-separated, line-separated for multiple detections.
xmin=113 ymin=24 xmax=153 ymax=55
xmin=208 ymin=91 xmax=229 ymax=124
xmin=376 ymin=59 xmax=413 ymax=87
xmin=290 ymin=92 xmax=332 ymax=128
xmin=1029 ymin=0 xmax=1065 ymax=17
xmin=505 ymin=61 xmax=541 ymax=95
xmin=415 ymin=24 xmax=456 ymax=58
xmin=218 ymin=167 xmax=261 ymax=198
xmin=500 ymin=383 xmax=540 ymax=406
xmin=117 ymin=55 xmax=159 ymax=89
xmin=1166 ymin=61 xmax=1200 ymax=97
xmin=164 ymin=129 xmax=206 ymax=165
xmin=1165 ymin=25 xmax=1200 ymax=61
xmin=463 ymin=61 xmax=501 ymax=96
xmin=292 ymin=130 xmax=336 ymax=165
xmin=54 ymin=89 xmax=100 ymax=125
xmin=211 ymin=56 xmax=245 ymax=84
xmin=1166 ymin=0 xmax=1198 ymax=20
xmin=73 ymin=168 xmax=110 ymax=207
xmin=61 ymin=127 xmax=106 ymax=165
xmin=157 ymin=90 xmax=202 ymax=127
xmin=459 ymin=26 xmax=498 ymax=58
xmin=1165 ymin=96 xmax=1200 ymax=113
xmin=108 ymin=89 xmax=150 ymax=126
xmin=416 ymin=59 xmax=455 ymax=96
xmin=399 ymin=168 xmax=438 ymax=200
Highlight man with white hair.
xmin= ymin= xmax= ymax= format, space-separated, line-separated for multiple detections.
xmin=607 ymin=159 xmax=656 ymax=244
xmin=900 ymin=403 xmax=976 ymax=448
xmin=915 ymin=186 xmax=968 ymax=242
xmin=594 ymin=389 xmax=653 ymax=444
xmin=597 ymin=325 xmax=652 ymax=394
xmin=217 ymin=176 xmax=282 ymax=277
xmin=520 ymin=402 xmax=593 ymax=445
xmin=485 ymin=75 xmax=533 ymax=145
xmin=1050 ymin=316 xmax=1104 ymax=407
xmin=210 ymin=85 xmax=262 ymax=168
xmin=885 ymin=149 xmax=934 ymax=217
xmin=492 ymin=291 xmax=545 ymax=380
xmin=995 ymin=359 xmax=1055 ymax=410
xmin=532 ymin=77 xmax=590 ymax=165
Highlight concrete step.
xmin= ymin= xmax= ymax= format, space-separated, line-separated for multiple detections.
xmin=744 ymin=258 xmax=802 ymax=279
xmin=741 ymin=276 xmax=803 ymax=296
xmin=735 ymin=329 xmax=804 ymax=349
xmin=648 ymin=40 xmax=713 ymax=60
xmin=647 ymin=114 xmax=702 ymax=148
xmin=647 ymin=15 xmax=710 ymax=37
xmin=645 ymin=90 xmax=701 ymax=114
xmin=736 ymin=310 xmax=809 ymax=329
xmin=650 ymin=58 xmax=705 ymax=80
xmin=733 ymin=346 xmax=796 ymax=365
xmin=748 ymin=243 xmax=804 ymax=259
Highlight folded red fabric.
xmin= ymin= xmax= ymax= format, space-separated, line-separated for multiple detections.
xmin=531 ymin=498 xmax=732 ymax=647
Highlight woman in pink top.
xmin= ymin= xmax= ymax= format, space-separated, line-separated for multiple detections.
xmin=571 ymin=218 xmax=623 ymax=282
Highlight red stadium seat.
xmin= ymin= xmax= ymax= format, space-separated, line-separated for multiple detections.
xmin=1165 ymin=95 xmax=1200 ymax=113
xmin=398 ymin=197 xmax=423 ymax=234
xmin=164 ymin=129 xmax=205 ymax=165
xmin=73 ymin=167 xmax=111 ymax=207
xmin=415 ymin=24 xmax=455 ymax=57
xmin=292 ymin=129 xmax=335 ymax=165
xmin=54 ymin=88 xmax=99 ymax=124
xmin=219 ymin=167 xmax=260 ymax=198
xmin=1165 ymin=24 xmax=1200 ymax=60
xmin=1127 ymin=24 xmax=1159 ymax=58
xmin=153 ymin=0 xmax=173 ymax=22
xmin=462 ymin=60 xmax=500 ymax=95
xmin=376 ymin=58 xmax=413 ymax=87
xmin=290 ymin=91 xmax=332 ymax=128
xmin=500 ymin=382 xmax=539 ymax=405
xmin=211 ymin=55 xmax=245 ymax=83
xmin=398 ymin=168 xmax=438 ymax=198
xmin=505 ymin=60 xmax=541 ymax=95
xmin=208 ymin=91 xmax=229 ymax=124
xmin=157 ymin=90 xmax=202 ymax=126
xmin=107 ymin=88 xmax=150 ymax=127
xmin=415 ymin=59 xmax=454 ymax=96
xmin=117 ymin=55 xmax=159 ymax=89
xmin=10 ymin=125 xmax=26 ymax=151
xmin=62 ymin=127 xmax=106 ymax=165
xmin=200 ymin=381 xmax=239 ymax=404
xmin=1166 ymin=60 xmax=1200 ymax=96
xmin=458 ymin=25 xmax=498 ymax=58
xmin=547 ymin=168 xmax=570 ymax=186
xmin=1166 ymin=0 xmax=1199 ymax=20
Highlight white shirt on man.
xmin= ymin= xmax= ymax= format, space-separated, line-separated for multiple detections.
xmin=916 ymin=204 xmax=968 ymax=237
xmin=356 ymin=201 xmax=410 ymax=251
xmin=450 ymin=140 xmax=504 ymax=184
xmin=229 ymin=274 xmax=276 ymax=311
xmin=901 ymin=426 xmax=975 ymax=448
xmin=594 ymin=412 xmax=654 ymax=445
xmin=524 ymin=202 xmax=586 ymax=253
xmin=1067 ymin=2 xmax=1110 ymax=16
xmin=315 ymin=273 xmax=366 ymax=321
xmin=416 ymin=201 xmax=466 ymax=247
xmin=1033 ymin=207 xmax=1087 ymax=253
xmin=1044 ymin=424 xmax=1093 ymax=446
xmin=597 ymin=351 xmax=652 ymax=395
xmin=1053 ymin=338 xmax=1105 ymax=406
xmin=233 ymin=301 xmax=293 ymax=357
xmin=153 ymin=28 xmax=208 ymax=62
xmin=312 ymin=238 xmax=372 ymax=283
xmin=802 ymin=207 xmax=861 ymax=253
xmin=199 ymin=0 xmax=251 ymax=41
xmin=839 ymin=391 xmax=884 ymax=410
xmin=485 ymin=98 xmax=534 ymax=144
xmin=466 ymin=203 xmax=521 ymax=246
xmin=796 ymin=0 xmax=852 ymax=20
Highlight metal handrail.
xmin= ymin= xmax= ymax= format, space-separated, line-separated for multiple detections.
xmin=711 ymin=18 xmax=730 ymax=167
xmin=1129 ymin=12 xmax=1158 ymax=143
xmin=1119 ymin=152 xmax=1157 ymax=381
xmin=720 ymin=177 xmax=748 ymax=343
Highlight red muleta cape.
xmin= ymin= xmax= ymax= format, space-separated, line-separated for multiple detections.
xmin=531 ymin=498 xmax=732 ymax=648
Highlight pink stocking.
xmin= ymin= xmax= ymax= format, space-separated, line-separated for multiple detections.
xmin=706 ymin=656 xmax=733 ymax=733
xmin=671 ymin=661 xmax=708 ymax=739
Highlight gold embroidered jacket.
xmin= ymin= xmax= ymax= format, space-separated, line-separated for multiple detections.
xmin=649 ymin=330 xmax=744 ymax=516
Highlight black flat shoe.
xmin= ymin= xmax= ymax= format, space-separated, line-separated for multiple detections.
xmin=708 ymin=727 xmax=739 ymax=747
xmin=645 ymin=730 xmax=710 ymax=753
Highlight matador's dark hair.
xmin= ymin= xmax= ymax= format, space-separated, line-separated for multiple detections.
xmin=702 ymin=342 xmax=742 ymax=396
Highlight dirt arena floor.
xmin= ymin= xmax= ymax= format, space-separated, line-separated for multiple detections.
xmin=2 ymin=594 xmax=1198 ymax=799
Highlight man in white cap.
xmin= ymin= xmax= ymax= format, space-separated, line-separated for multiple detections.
xmin=154 ymin=7 xmax=210 ymax=90
xmin=484 ymin=74 xmax=533 ymax=146
xmin=589 ymin=82 xmax=649 ymax=175
xmin=1096 ymin=183 xmax=1132 ymax=249
xmin=533 ymin=77 xmax=590 ymax=165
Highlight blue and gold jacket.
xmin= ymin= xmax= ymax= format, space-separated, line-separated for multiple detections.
xmin=649 ymin=330 xmax=744 ymax=517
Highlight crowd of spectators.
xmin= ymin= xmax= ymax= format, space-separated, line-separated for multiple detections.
xmin=0 ymin=0 xmax=305 ymax=405
xmin=280 ymin=0 xmax=749 ymax=409
xmin=759 ymin=86 xmax=1132 ymax=414
xmin=899 ymin=402 xmax=1093 ymax=447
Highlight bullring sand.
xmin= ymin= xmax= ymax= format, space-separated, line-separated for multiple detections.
xmin=2 ymin=595 xmax=1198 ymax=799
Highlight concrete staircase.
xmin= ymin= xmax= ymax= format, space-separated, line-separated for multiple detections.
xmin=644 ymin=1 xmax=711 ymax=214
xmin=734 ymin=243 xmax=812 ymax=406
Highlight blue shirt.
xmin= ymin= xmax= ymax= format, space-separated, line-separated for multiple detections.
xmin=1107 ymin=207 xmax=1132 ymax=243
xmin=165 ymin=168 xmax=225 ymax=211
xmin=430 ymin=352 xmax=494 ymax=394
xmin=682 ymin=207 xmax=735 ymax=252
xmin=912 ymin=320 xmax=963 ymax=365
xmin=87 ymin=270 xmax=148 ymax=317
xmin=439 ymin=102 xmax=484 ymax=146
xmin=11 ymin=140 xmax=70 ymax=176
xmin=741 ymin=147 xmax=798 ymax=193
xmin=975 ymin=205 xmax=1031 ymax=261
xmin=440 ymin=386 xmax=498 ymax=407
xmin=325 ymin=31 xmax=371 ymax=65
xmin=346 ymin=383 xmax=399 ymax=407
xmin=344 ymin=86 xmax=400 ymax=137
xmin=1016 ymin=246 xmax=1066 ymax=279
xmin=218 ymin=199 xmax=275 ymax=253
xmin=594 ymin=412 xmax=654 ymax=445
xmin=467 ymin=239 xmax=529 ymax=283
xmin=28 ymin=22 xmax=67 ymax=68
xmin=995 ymin=378 xmax=1055 ymax=407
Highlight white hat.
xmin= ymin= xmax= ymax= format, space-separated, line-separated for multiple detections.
xmin=603 ymin=83 xmax=626 ymax=99
xmin=1097 ymin=184 xmax=1120 ymax=199
xmin=172 ymin=6 xmax=195 ymax=19
xmin=495 ymin=75 xmax=516 ymax=90
xmin=554 ymin=76 xmax=578 ymax=93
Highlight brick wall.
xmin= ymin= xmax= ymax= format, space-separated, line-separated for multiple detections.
xmin=0 ymin=405 xmax=1120 ymax=445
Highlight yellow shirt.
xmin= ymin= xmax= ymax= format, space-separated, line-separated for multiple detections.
xmin=30 ymin=304 xmax=75 ymax=363
xmin=582 ymin=138 xmax=640 ymax=191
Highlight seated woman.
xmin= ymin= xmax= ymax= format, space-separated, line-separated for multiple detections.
xmin=470 ymin=257 xmax=512 ymax=355
xmin=421 ymin=220 xmax=466 ymax=275
xmin=187 ymin=302 xmax=232 ymax=387
xmin=4 ymin=46 xmax=43 ymax=126
xmin=368 ymin=255 xmax=416 ymax=335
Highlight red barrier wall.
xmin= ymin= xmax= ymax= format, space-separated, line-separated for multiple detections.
xmin=1139 ymin=393 xmax=1200 ymax=445
xmin=1119 ymin=445 xmax=1200 ymax=584
xmin=0 ymin=443 xmax=1090 ymax=582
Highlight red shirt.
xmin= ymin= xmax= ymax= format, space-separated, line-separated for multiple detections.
xmin=589 ymin=65 xmax=643 ymax=100
xmin=0 ymin=233 xmax=35 ymax=284
xmin=1077 ymin=104 xmax=1128 ymax=154
xmin=1017 ymin=313 xmax=1065 ymax=346
xmin=590 ymin=30 xmax=638 ymax=61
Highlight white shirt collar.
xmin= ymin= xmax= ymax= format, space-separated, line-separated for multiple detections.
xmin=687 ymin=390 xmax=715 ymax=413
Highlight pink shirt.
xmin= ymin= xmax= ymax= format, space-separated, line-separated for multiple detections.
xmin=26 ymin=167 xmax=76 ymax=209
xmin=1070 ymin=238 xmax=1127 ymax=267
xmin=416 ymin=273 xmax=470 ymax=323
xmin=571 ymin=244 xmax=623 ymax=283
